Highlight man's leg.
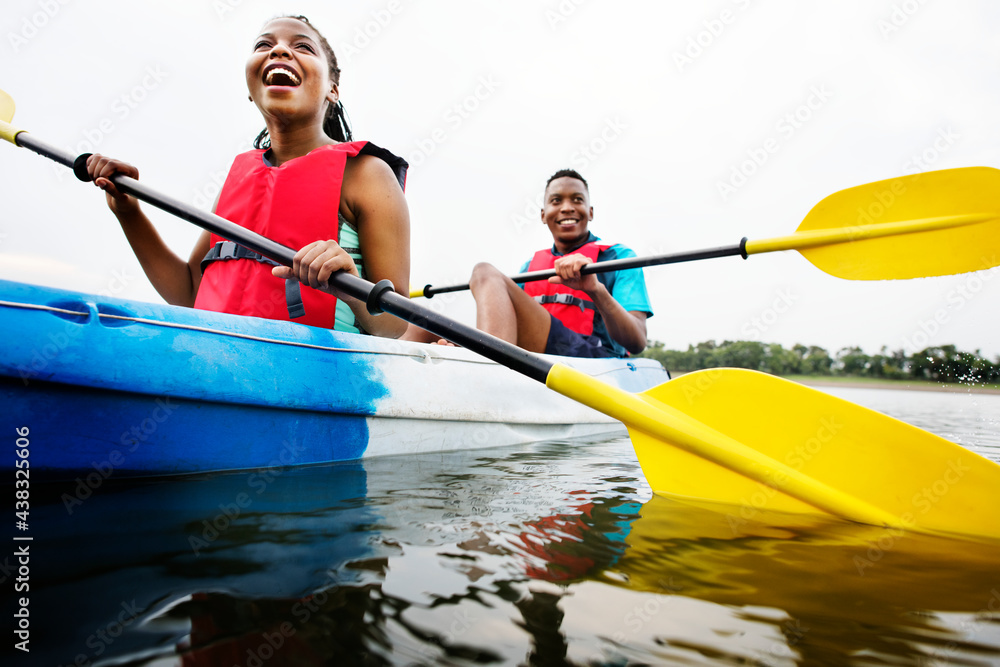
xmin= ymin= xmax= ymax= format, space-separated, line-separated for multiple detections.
xmin=399 ymin=322 xmax=454 ymax=345
xmin=469 ymin=263 xmax=551 ymax=353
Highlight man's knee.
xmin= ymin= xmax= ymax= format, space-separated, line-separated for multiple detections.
xmin=469 ymin=262 xmax=503 ymax=288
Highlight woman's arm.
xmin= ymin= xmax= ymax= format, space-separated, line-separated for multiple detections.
xmin=87 ymin=154 xmax=207 ymax=307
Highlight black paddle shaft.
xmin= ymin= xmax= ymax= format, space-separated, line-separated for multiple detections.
xmin=15 ymin=133 xmax=556 ymax=383
xmin=420 ymin=240 xmax=750 ymax=298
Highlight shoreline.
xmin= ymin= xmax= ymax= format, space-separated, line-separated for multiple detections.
xmin=788 ymin=377 xmax=1000 ymax=395
xmin=669 ymin=372 xmax=1000 ymax=395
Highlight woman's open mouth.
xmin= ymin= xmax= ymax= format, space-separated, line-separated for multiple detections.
xmin=263 ymin=65 xmax=301 ymax=87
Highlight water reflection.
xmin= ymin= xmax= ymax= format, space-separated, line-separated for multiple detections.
xmin=602 ymin=495 xmax=1000 ymax=665
xmin=18 ymin=424 xmax=1000 ymax=666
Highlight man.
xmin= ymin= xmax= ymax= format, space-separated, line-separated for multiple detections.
xmin=466 ymin=169 xmax=652 ymax=357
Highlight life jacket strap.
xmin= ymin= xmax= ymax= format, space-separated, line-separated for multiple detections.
xmin=201 ymin=241 xmax=305 ymax=319
xmin=534 ymin=293 xmax=596 ymax=312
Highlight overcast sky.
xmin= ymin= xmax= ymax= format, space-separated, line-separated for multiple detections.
xmin=2 ymin=0 xmax=998 ymax=360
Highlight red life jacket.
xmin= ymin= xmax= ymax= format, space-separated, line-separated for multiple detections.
xmin=523 ymin=241 xmax=610 ymax=336
xmin=194 ymin=141 xmax=397 ymax=329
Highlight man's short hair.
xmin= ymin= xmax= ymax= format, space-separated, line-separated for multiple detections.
xmin=545 ymin=169 xmax=589 ymax=192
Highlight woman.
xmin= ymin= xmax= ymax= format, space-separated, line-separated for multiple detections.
xmin=86 ymin=15 xmax=410 ymax=338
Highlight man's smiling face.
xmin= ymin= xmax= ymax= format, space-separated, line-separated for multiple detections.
xmin=541 ymin=176 xmax=593 ymax=252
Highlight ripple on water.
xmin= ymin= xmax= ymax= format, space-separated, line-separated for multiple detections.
xmin=23 ymin=406 xmax=1000 ymax=666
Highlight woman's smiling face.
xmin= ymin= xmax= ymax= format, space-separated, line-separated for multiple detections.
xmin=246 ymin=18 xmax=337 ymax=125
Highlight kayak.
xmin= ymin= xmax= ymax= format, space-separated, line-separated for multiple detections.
xmin=0 ymin=279 xmax=669 ymax=479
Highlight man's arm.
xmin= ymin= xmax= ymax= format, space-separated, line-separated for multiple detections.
xmin=551 ymin=253 xmax=649 ymax=355
xmin=587 ymin=285 xmax=648 ymax=355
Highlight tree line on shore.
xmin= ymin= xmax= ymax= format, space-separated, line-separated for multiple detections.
xmin=637 ymin=340 xmax=1000 ymax=385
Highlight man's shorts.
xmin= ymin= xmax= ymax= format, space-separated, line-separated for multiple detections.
xmin=544 ymin=314 xmax=616 ymax=358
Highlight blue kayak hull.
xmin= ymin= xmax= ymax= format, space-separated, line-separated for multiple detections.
xmin=2 ymin=378 xmax=370 ymax=475
xmin=0 ymin=279 xmax=669 ymax=478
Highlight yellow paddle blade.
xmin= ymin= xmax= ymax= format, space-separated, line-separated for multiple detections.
xmin=791 ymin=167 xmax=1000 ymax=280
xmin=626 ymin=369 xmax=1000 ymax=540
xmin=0 ymin=88 xmax=20 ymax=144
xmin=549 ymin=364 xmax=896 ymax=528
xmin=0 ymin=88 xmax=13 ymax=123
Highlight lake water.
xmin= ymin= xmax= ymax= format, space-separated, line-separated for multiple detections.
xmin=9 ymin=386 xmax=1000 ymax=666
